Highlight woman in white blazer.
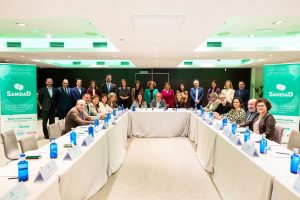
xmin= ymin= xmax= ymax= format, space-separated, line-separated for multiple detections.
xmin=99 ymin=94 xmax=113 ymax=114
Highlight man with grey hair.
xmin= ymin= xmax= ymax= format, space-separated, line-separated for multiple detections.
xmin=244 ymin=99 xmax=257 ymax=122
xmin=150 ymin=92 xmax=167 ymax=109
xmin=204 ymin=92 xmax=220 ymax=112
xmin=65 ymin=100 xmax=94 ymax=132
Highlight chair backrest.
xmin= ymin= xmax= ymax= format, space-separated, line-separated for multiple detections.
xmin=58 ymin=119 xmax=66 ymax=135
xmin=48 ymin=123 xmax=61 ymax=139
xmin=0 ymin=130 xmax=21 ymax=160
xmin=287 ymin=130 xmax=300 ymax=153
xmin=274 ymin=126 xmax=284 ymax=144
xmin=19 ymin=135 xmax=38 ymax=153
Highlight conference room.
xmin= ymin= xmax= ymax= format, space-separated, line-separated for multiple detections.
xmin=0 ymin=0 xmax=300 ymax=199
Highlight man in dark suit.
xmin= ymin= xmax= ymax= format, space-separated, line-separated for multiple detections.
xmin=56 ymin=79 xmax=73 ymax=119
xmin=71 ymin=78 xmax=86 ymax=104
xmin=234 ymin=81 xmax=250 ymax=109
xmin=190 ymin=79 xmax=204 ymax=109
xmin=38 ymin=78 xmax=56 ymax=139
xmin=100 ymin=74 xmax=117 ymax=95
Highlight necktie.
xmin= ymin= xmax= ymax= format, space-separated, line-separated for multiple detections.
xmin=79 ymin=112 xmax=84 ymax=120
xmin=64 ymin=88 xmax=67 ymax=94
xmin=87 ymin=104 xmax=90 ymax=114
xmin=247 ymin=112 xmax=252 ymax=121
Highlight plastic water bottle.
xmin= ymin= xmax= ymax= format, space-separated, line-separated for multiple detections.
xmin=94 ymin=118 xmax=99 ymax=127
xmin=290 ymin=148 xmax=300 ymax=174
xmin=50 ymin=139 xmax=58 ymax=159
xmin=231 ymin=122 xmax=237 ymax=135
xmin=88 ymin=124 xmax=94 ymax=137
xmin=201 ymin=108 xmax=205 ymax=120
xmin=70 ymin=128 xmax=77 ymax=145
xmin=113 ymin=109 xmax=116 ymax=116
xmin=18 ymin=154 xmax=28 ymax=182
xmin=222 ymin=116 xmax=228 ymax=128
xmin=209 ymin=111 xmax=214 ymax=125
xmin=244 ymin=126 xmax=251 ymax=142
xmin=259 ymin=134 xmax=268 ymax=154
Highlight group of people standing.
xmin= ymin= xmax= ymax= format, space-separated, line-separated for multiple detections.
xmin=38 ymin=74 xmax=276 ymax=143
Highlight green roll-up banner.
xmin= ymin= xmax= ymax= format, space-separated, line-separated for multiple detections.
xmin=0 ymin=64 xmax=37 ymax=139
xmin=264 ymin=63 xmax=300 ymax=142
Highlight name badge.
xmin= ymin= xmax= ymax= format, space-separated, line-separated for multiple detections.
xmin=293 ymin=176 xmax=300 ymax=194
xmin=34 ymin=160 xmax=58 ymax=182
xmin=229 ymin=134 xmax=242 ymax=145
xmin=63 ymin=145 xmax=83 ymax=160
xmin=1 ymin=183 xmax=28 ymax=200
xmin=242 ymin=142 xmax=259 ymax=157
xmin=81 ymin=135 xmax=94 ymax=147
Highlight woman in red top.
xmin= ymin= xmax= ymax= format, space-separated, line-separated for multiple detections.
xmin=161 ymin=82 xmax=175 ymax=108
xmin=87 ymin=80 xmax=100 ymax=96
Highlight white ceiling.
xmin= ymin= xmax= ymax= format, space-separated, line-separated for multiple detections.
xmin=0 ymin=0 xmax=300 ymax=68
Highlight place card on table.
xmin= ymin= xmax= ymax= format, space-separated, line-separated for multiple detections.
xmin=229 ymin=134 xmax=242 ymax=145
xmin=242 ymin=142 xmax=259 ymax=157
xmin=293 ymin=175 xmax=300 ymax=194
xmin=81 ymin=135 xmax=94 ymax=147
xmin=63 ymin=145 xmax=83 ymax=160
xmin=34 ymin=160 xmax=58 ymax=182
xmin=223 ymin=126 xmax=231 ymax=138
xmin=1 ymin=182 xmax=28 ymax=200
xmin=214 ymin=122 xmax=223 ymax=130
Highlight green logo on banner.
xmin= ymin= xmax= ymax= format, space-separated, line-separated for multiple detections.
xmin=0 ymin=64 xmax=37 ymax=115
xmin=264 ymin=64 xmax=300 ymax=116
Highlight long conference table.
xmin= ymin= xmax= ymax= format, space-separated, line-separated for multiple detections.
xmin=0 ymin=109 xmax=299 ymax=200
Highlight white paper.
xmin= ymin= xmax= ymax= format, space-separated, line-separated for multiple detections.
xmin=293 ymin=175 xmax=300 ymax=194
xmin=1 ymin=182 xmax=28 ymax=200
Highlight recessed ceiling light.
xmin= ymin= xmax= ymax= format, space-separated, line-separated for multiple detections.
xmin=196 ymin=55 xmax=199 ymax=58
xmin=46 ymin=34 xmax=52 ymax=39
xmin=248 ymin=34 xmax=256 ymax=38
xmin=256 ymin=29 xmax=273 ymax=32
xmin=16 ymin=22 xmax=27 ymax=27
xmin=20 ymin=55 xmax=24 ymax=58
xmin=269 ymin=54 xmax=273 ymax=57
xmin=5 ymin=60 xmax=10 ymax=62
xmin=155 ymin=38 xmax=159 ymax=42
xmin=113 ymin=55 xmax=117 ymax=58
xmin=67 ymin=55 xmax=71 ymax=58
xmin=272 ymin=20 xmax=284 ymax=25
xmin=232 ymin=55 xmax=236 ymax=58
xmin=155 ymin=55 xmax=159 ymax=58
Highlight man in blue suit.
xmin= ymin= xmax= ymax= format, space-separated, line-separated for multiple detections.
xmin=71 ymin=78 xmax=86 ymax=104
xmin=56 ymin=79 xmax=73 ymax=119
xmin=190 ymin=79 xmax=204 ymax=109
xmin=234 ymin=81 xmax=250 ymax=109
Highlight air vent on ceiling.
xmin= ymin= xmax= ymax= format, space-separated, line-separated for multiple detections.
xmin=184 ymin=61 xmax=193 ymax=65
xmin=72 ymin=61 xmax=81 ymax=65
xmin=207 ymin=42 xmax=222 ymax=48
xmin=121 ymin=61 xmax=130 ymax=66
xmin=50 ymin=42 xmax=64 ymax=48
xmin=7 ymin=42 xmax=22 ymax=48
xmin=93 ymin=42 xmax=107 ymax=48
xmin=96 ymin=61 xmax=105 ymax=65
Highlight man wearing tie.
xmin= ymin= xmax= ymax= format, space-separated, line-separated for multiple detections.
xmin=38 ymin=78 xmax=56 ymax=139
xmin=56 ymin=79 xmax=73 ymax=119
xmin=82 ymin=93 xmax=98 ymax=116
xmin=190 ymin=79 xmax=204 ymax=109
xmin=71 ymin=78 xmax=86 ymax=104
xmin=234 ymin=81 xmax=250 ymax=109
xmin=244 ymin=99 xmax=258 ymax=123
xmin=100 ymin=74 xmax=117 ymax=95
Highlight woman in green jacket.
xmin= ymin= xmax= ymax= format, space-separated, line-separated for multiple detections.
xmin=144 ymin=80 xmax=159 ymax=107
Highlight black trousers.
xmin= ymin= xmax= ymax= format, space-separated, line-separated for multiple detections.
xmin=57 ymin=107 xmax=71 ymax=120
xmin=42 ymin=108 xmax=55 ymax=139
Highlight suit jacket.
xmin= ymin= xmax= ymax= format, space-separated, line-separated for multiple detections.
xmin=71 ymin=87 xmax=86 ymax=103
xmin=65 ymin=107 xmax=94 ymax=132
xmin=240 ymin=112 xmax=277 ymax=141
xmin=56 ymin=87 xmax=73 ymax=110
xmin=100 ymin=83 xmax=117 ymax=94
xmin=190 ymin=87 xmax=204 ymax=105
xmin=204 ymin=100 xmax=221 ymax=112
xmin=150 ymin=99 xmax=167 ymax=109
xmin=144 ymin=89 xmax=159 ymax=106
xmin=234 ymin=89 xmax=250 ymax=106
xmin=86 ymin=88 xmax=100 ymax=97
xmin=38 ymin=86 xmax=56 ymax=111
xmin=244 ymin=110 xmax=257 ymax=123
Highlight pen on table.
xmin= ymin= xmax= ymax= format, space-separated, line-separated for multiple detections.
xmin=7 ymin=177 xmax=18 ymax=180
xmin=276 ymin=152 xmax=290 ymax=155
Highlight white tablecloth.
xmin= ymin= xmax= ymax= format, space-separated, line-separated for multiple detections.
xmin=128 ymin=110 xmax=190 ymax=138
xmin=189 ymin=113 xmax=198 ymax=143
xmin=195 ymin=118 xmax=219 ymax=173
xmin=272 ymin=176 xmax=300 ymax=200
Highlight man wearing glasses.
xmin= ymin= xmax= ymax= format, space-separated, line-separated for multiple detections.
xmin=213 ymin=93 xmax=232 ymax=118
